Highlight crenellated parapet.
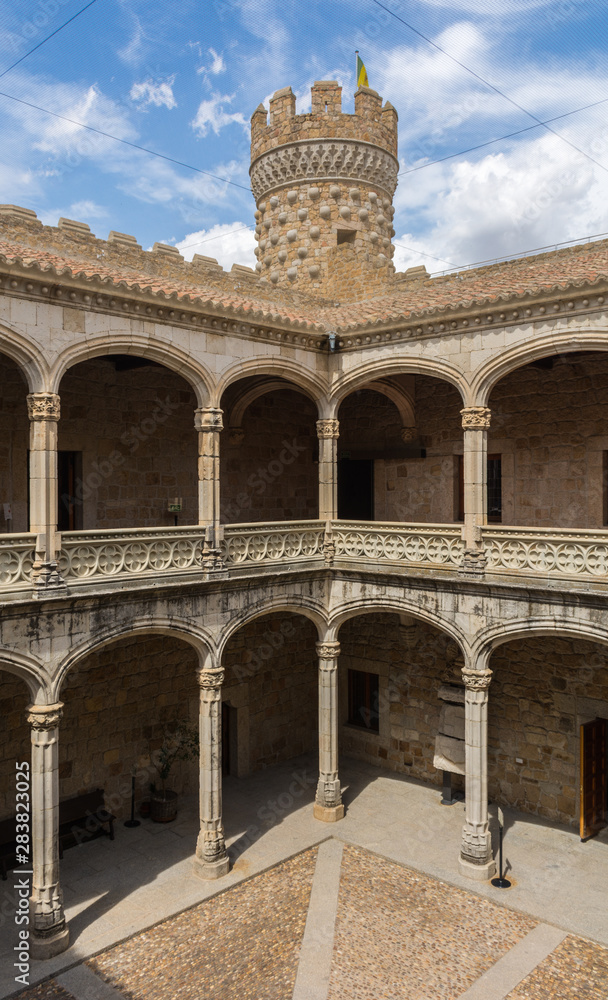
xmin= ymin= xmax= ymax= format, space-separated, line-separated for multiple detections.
xmin=250 ymin=81 xmax=399 ymax=297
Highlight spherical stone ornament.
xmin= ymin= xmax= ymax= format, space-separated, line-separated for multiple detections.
xmin=309 ymin=186 xmax=320 ymax=199
xmin=297 ymin=246 xmax=308 ymax=258
xmin=310 ymin=226 xmax=320 ymax=239
xmin=270 ymin=233 xmax=279 ymax=245
xmin=369 ymin=191 xmax=378 ymax=203
xmin=255 ymin=262 xmax=262 ymax=272
xmin=298 ymin=208 xmax=308 ymax=220
xmin=270 ymin=271 xmax=279 ymax=283
xmin=320 ymin=205 xmax=331 ymax=219
xmin=287 ymin=229 xmax=297 ymax=242
xmin=358 ymin=208 xmax=369 ymax=221
xmin=278 ymin=212 xmax=288 ymax=224
xmin=339 ymin=205 xmax=351 ymax=219
xmin=287 ymin=190 xmax=298 ymax=203
xmin=258 ymin=201 xmax=266 ymax=212
xmin=370 ymin=231 xmax=379 ymax=243
xmin=329 ymin=184 xmax=341 ymax=198
xmin=270 ymin=195 xmax=279 ymax=208
xmin=308 ymin=264 xmax=320 ymax=277
xmin=287 ymin=267 xmax=298 ymax=280
xmin=263 ymin=219 xmax=271 ymax=229
xmin=278 ymin=249 xmax=288 ymax=262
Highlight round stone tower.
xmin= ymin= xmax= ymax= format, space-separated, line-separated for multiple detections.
xmin=250 ymin=80 xmax=399 ymax=298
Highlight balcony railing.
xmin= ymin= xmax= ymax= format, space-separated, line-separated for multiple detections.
xmin=483 ymin=525 xmax=608 ymax=582
xmin=1 ymin=521 xmax=608 ymax=596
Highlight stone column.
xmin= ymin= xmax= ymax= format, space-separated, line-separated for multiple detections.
xmin=314 ymin=640 xmax=344 ymax=822
xmin=27 ymin=393 xmax=64 ymax=592
xmin=459 ymin=666 xmax=496 ymax=880
xmin=195 ymin=407 xmax=223 ymax=569
xmin=460 ymin=406 xmax=491 ymax=576
xmin=316 ymin=419 xmax=339 ymax=522
xmin=28 ymin=702 xmax=70 ymax=959
xmin=193 ymin=667 xmax=230 ymax=879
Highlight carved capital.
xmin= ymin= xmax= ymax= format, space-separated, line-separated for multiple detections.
xmin=460 ymin=406 xmax=491 ymax=430
xmin=400 ymin=426 xmax=417 ymax=442
xmin=228 ymin=426 xmax=245 ymax=446
xmin=27 ymin=393 xmax=60 ymax=422
xmin=462 ymin=668 xmax=492 ymax=691
xmin=27 ymin=702 xmax=64 ymax=730
xmin=197 ymin=668 xmax=225 ymax=690
xmin=195 ymin=407 xmax=224 ymax=433
xmin=316 ymin=419 xmax=340 ymax=439
xmin=316 ymin=640 xmax=340 ymax=660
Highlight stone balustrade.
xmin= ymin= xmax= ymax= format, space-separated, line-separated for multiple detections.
xmin=2 ymin=522 xmax=608 ymax=595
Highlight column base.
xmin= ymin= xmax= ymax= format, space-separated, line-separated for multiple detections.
xmin=193 ymin=854 xmax=230 ymax=880
xmin=459 ymin=855 xmax=496 ymax=881
xmin=313 ymin=802 xmax=344 ymax=823
xmin=31 ymin=923 xmax=70 ymax=961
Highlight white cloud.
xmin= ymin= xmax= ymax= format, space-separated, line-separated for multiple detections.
xmin=197 ymin=48 xmax=226 ymax=75
xmin=174 ymin=222 xmax=256 ymax=271
xmin=191 ymin=92 xmax=248 ymax=137
xmin=130 ymin=76 xmax=177 ymax=110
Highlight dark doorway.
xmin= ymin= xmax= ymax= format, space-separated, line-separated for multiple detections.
xmin=580 ymin=717 xmax=607 ymax=841
xmin=57 ymin=451 xmax=83 ymax=531
xmin=221 ymin=702 xmax=238 ymax=776
xmin=338 ymin=458 xmax=374 ymax=520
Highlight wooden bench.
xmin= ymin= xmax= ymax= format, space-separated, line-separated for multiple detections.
xmin=0 ymin=789 xmax=115 ymax=878
xmin=0 ymin=817 xmax=17 ymax=880
xmin=58 ymin=789 xmax=115 ymax=857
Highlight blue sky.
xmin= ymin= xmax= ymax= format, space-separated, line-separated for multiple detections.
xmin=2 ymin=0 xmax=608 ymax=274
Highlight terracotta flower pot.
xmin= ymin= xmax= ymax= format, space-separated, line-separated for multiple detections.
xmin=150 ymin=789 xmax=178 ymax=823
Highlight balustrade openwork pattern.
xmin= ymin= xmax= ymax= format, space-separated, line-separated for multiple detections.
xmin=2 ymin=523 xmax=608 ymax=594
xmin=483 ymin=526 xmax=608 ymax=581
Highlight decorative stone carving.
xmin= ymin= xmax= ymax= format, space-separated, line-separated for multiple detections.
xmin=460 ymin=407 xmax=491 ymax=430
xmin=400 ymin=426 xmax=417 ymax=442
xmin=27 ymin=703 xmax=64 ymax=730
xmin=195 ymin=407 xmax=224 ymax=432
xmin=462 ymin=668 xmax=492 ymax=690
xmin=198 ymin=669 xmax=225 ymax=689
xmin=27 ymin=393 xmax=60 ymax=422
xmin=250 ymin=139 xmax=399 ymax=202
xmin=228 ymin=427 xmax=245 ymax=446
xmin=316 ymin=419 xmax=340 ymax=439
xmin=316 ymin=641 xmax=340 ymax=659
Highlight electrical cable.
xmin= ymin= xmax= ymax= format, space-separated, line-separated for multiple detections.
xmin=0 ymin=0 xmax=100 ymax=81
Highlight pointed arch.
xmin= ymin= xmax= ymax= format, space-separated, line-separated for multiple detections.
xmin=0 ymin=323 xmax=49 ymax=392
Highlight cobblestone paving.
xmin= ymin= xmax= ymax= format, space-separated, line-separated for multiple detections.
xmin=87 ymin=847 xmax=317 ymax=1000
xmin=327 ymin=845 xmax=537 ymax=1000
xmin=13 ymin=982 xmax=75 ymax=1000
xmin=507 ymin=933 xmax=608 ymax=1000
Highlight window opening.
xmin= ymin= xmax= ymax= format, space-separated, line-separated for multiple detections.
xmin=347 ymin=668 xmax=380 ymax=732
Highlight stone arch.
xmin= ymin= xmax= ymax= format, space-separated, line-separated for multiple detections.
xmin=0 ymin=322 xmax=49 ymax=393
xmin=53 ymin=617 xmax=217 ymax=700
xmin=331 ymin=357 xmax=469 ymax=414
xmin=0 ymin=649 xmax=50 ymax=702
xmin=366 ymin=379 xmax=415 ymax=428
xmin=328 ymin=597 xmax=469 ymax=654
xmin=214 ymin=357 xmax=328 ymax=413
xmin=217 ymin=597 xmax=327 ymax=660
xmin=470 ymin=330 xmax=608 ymax=406
xmin=472 ymin=616 xmax=608 ymax=672
xmin=50 ymin=336 xmax=214 ymax=407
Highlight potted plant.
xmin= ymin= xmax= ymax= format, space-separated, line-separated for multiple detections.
xmin=149 ymin=720 xmax=199 ymax=822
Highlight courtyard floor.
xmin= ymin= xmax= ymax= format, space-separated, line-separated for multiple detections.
xmin=2 ymin=754 xmax=608 ymax=1000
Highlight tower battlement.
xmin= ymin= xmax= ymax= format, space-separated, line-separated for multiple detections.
xmin=250 ymin=81 xmax=399 ymax=298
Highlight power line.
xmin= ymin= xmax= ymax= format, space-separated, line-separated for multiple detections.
xmin=178 ymin=224 xmax=254 ymax=251
xmin=393 ymin=240 xmax=456 ymax=267
xmin=0 ymin=89 xmax=253 ymax=193
xmin=1 ymin=0 xmax=100 ymax=81
xmin=398 ymin=94 xmax=608 ymax=176
xmin=371 ymin=0 xmax=608 ymax=177
xmin=435 ymin=229 xmax=608 ymax=275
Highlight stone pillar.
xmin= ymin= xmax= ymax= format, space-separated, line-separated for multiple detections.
xmin=317 ymin=420 xmax=339 ymax=522
xmin=28 ymin=702 xmax=70 ymax=959
xmin=314 ymin=640 xmax=344 ymax=822
xmin=460 ymin=406 xmax=491 ymax=576
xmin=459 ymin=666 xmax=496 ymax=880
xmin=27 ymin=393 xmax=64 ymax=592
xmin=195 ymin=407 xmax=223 ymax=569
xmin=193 ymin=667 xmax=230 ymax=879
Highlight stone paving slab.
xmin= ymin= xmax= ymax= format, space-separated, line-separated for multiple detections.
xmin=326 ymin=844 xmax=537 ymax=1000
xmin=506 ymin=934 xmax=608 ymax=1000
xmin=12 ymin=983 xmax=76 ymax=1000
xmin=86 ymin=847 xmax=318 ymax=1000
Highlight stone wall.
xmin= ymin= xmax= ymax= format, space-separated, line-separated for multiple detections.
xmin=0 ymin=635 xmax=200 ymax=821
xmin=58 ymin=358 xmax=198 ymax=530
xmin=223 ymin=613 xmax=317 ymax=769
xmin=0 ymin=353 xmax=29 ymax=532
xmin=488 ymin=636 xmax=608 ymax=826
xmin=221 ymin=389 xmax=318 ymax=524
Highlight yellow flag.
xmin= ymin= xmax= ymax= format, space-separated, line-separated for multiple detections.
xmin=356 ymin=54 xmax=369 ymax=89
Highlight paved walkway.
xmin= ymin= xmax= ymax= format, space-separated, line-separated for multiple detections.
xmin=2 ymin=754 xmax=608 ymax=999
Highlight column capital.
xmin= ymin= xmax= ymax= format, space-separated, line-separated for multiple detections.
xmin=27 ymin=702 xmax=64 ymax=730
xmin=195 ymin=406 xmax=224 ymax=432
xmin=316 ymin=640 xmax=340 ymax=660
xmin=462 ymin=668 xmax=492 ymax=691
xmin=400 ymin=426 xmax=418 ymax=442
xmin=27 ymin=393 xmax=60 ymax=422
xmin=316 ymin=418 xmax=340 ymax=439
xmin=460 ymin=406 xmax=491 ymax=430
xmin=197 ymin=668 xmax=225 ymax=689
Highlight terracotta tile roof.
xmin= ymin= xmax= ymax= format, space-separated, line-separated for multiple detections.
xmin=1 ymin=219 xmax=608 ymax=335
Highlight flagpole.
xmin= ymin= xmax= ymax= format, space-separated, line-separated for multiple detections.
xmin=355 ymin=49 xmax=359 ymax=88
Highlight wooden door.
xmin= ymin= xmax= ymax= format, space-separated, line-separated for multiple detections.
xmin=580 ymin=717 xmax=607 ymax=840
